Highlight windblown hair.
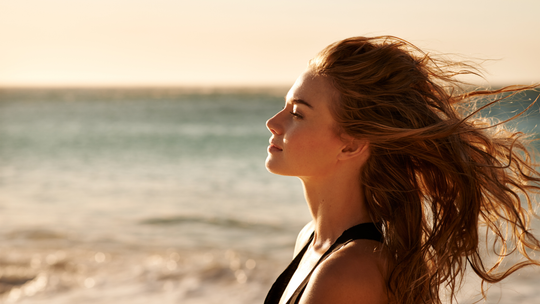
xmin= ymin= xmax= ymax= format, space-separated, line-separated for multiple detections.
xmin=309 ymin=36 xmax=540 ymax=304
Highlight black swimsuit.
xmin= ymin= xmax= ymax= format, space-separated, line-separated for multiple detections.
xmin=264 ymin=222 xmax=383 ymax=304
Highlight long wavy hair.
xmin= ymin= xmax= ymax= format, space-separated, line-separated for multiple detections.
xmin=309 ymin=36 xmax=540 ymax=304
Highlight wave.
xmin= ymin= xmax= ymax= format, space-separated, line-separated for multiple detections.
xmin=139 ymin=215 xmax=286 ymax=232
xmin=4 ymin=229 xmax=68 ymax=241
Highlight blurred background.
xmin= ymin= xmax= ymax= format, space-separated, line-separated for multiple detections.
xmin=0 ymin=1 xmax=539 ymax=303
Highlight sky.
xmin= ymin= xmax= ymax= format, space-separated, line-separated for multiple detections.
xmin=0 ymin=0 xmax=538 ymax=87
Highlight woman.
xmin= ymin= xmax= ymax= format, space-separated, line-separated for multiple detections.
xmin=264 ymin=36 xmax=540 ymax=304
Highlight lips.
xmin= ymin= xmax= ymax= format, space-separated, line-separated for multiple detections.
xmin=269 ymin=144 xmax=282 ymax=151
xmin=268 ymin=140 xmax=283 ymax=152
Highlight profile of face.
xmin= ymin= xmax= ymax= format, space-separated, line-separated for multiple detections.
xmin=265 ymin=69 xmax=349 ymax=178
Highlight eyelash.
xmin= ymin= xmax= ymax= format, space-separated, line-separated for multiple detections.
xmin=290 ymin=111 xmax=303 ymax=119
xmin=281 ymin=105 xmax=303 ymax=119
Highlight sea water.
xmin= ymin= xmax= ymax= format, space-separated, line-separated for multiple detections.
xmin=0 ymin=88 xmax=539 ymax=303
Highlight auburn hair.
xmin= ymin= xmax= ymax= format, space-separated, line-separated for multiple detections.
xmin=309 ymin=36 xmax=540 ymax=304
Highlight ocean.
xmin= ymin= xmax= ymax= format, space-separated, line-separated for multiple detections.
xmin=0 ymin=88 xmax=539 ymax=303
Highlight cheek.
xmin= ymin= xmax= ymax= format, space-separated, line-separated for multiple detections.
xmin=266 ymin=119 xmax=344 ymax=176
xmin=287 ymin=128 xmax=340 ymax=162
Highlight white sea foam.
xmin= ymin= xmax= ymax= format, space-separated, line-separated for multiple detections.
xmin=0 ymin=241 xmax=288 ymax=304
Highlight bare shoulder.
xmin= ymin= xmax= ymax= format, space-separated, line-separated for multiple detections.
xmin=293 ymin=221 xmax=315 ymax=256
xmin=299 ymin=239 xmax=390 ymax=304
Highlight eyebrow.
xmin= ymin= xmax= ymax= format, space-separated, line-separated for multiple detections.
xmin=290 ymin=98 xmax=314 ymax=109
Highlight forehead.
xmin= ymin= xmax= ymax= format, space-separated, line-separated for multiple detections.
xmin=286 ymin=69 xmax=337 ymax=106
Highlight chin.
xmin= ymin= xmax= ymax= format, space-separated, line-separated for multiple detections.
xmin=265 ymin=157 xmax=289 ymax=176
xmin=265 ymin=166 xmax=298 ymax=177
xmin=265 ymin=158 xmax=278 ymax=173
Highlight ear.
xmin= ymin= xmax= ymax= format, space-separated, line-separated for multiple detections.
xmin=337 ymin=139 xmax=370 ymax=161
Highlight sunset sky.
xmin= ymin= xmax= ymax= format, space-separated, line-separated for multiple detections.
xmin=0 ymin=0 xmax=538 ymax=87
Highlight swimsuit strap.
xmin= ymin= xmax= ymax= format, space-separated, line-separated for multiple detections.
xmin=264 ymin=232 xmax=315 ymax=304
xmin=264 ymin=222 xmax=383 ymax=304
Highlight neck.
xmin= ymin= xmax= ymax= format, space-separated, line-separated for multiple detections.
xmin=299 ymin=171 xmax=371 ymax=253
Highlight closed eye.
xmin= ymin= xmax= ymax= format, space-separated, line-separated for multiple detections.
xmin=290 ymin=111 xmax=303 ymax=119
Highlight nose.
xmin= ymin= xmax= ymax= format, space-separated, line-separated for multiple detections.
xmin=266 ymin=112 xmax=282 ymax=135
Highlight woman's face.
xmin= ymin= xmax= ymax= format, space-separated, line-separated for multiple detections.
xmin=265 ymin=69 xmax=346 ymax=178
